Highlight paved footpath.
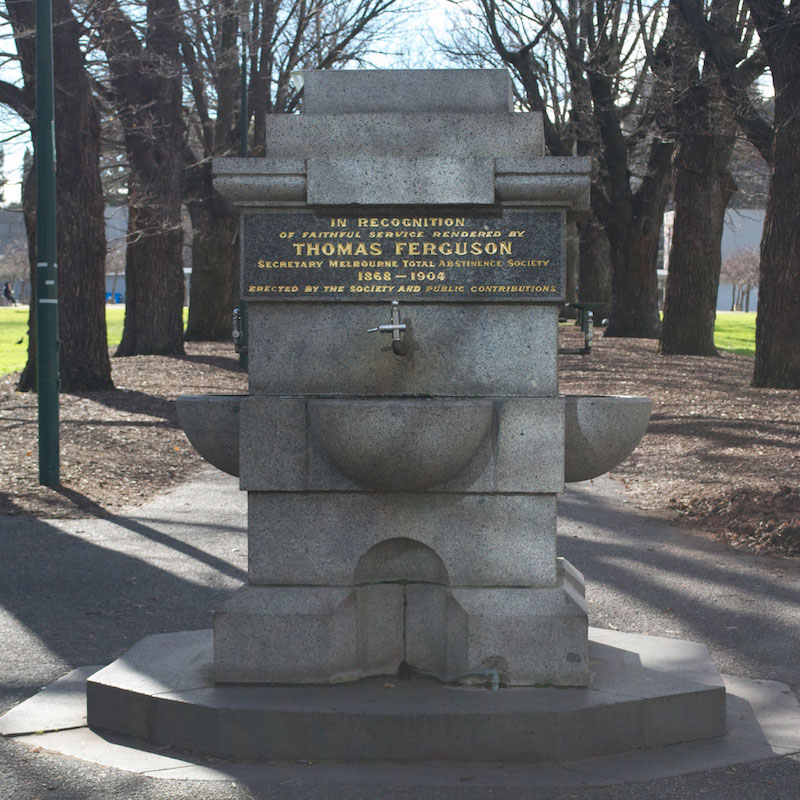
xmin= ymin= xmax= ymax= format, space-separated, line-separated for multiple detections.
xmin=1 ymin=469 xmax=799 ymax=799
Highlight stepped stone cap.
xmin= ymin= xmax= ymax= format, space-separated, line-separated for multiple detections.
xmin=301 ymin=68 xmax=514 ymax=114
xmin=213 ymin=69 xmax=590 ymax=208
xmin=262 ymin=113 xmax=544 ymax=159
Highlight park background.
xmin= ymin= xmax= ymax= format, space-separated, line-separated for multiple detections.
xmin=0 ymin=0 xmax=796 ymax=554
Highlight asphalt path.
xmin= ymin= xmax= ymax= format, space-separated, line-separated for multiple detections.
xmin=1 ymin=469 xmax=798 ymax=799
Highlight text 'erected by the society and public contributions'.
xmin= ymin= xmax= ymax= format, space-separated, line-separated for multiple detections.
xmin=243 ymin=212 xmax=564 ymax=301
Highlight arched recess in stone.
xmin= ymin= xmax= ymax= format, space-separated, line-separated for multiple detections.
xmin=353 ymin=538 xmax=451 ymax=677
xmin=354 ymin=537 xmax=449 ymax=585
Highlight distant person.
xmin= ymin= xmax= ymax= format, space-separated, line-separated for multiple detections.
xmin=3 ymin=282 xmax=17 ymax=306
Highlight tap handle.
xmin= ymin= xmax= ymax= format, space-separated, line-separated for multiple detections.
xmin=367 ymin=301 xmax=408 ymax=356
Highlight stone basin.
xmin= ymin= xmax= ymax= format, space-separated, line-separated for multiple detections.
xmin=177 ymin=393 xmax=651 ymax=485
xmin=176 ymin=394 xmax=243 ymax=477
xmin=308 ymin=398 xmax=494 ymax=491
xmin=564 ymin=394 xmax=652 ymax=482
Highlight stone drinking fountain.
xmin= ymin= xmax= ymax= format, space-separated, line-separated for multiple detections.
xmin=86 ymin=69 xmax=726 ymax=763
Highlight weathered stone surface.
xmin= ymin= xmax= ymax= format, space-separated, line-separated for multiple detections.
xmin=86 ymin=627 xmax=727 ymax=761
xmin=447 ymin=580 xmax=589 ymax=686
xmin=213 ymin=158 xmax=306 ymax=205
xmin=235 ymin=397 xmax=564 ymax=493
xmin=182 ymin=392 xmax=653 ymax=490
xmin=247 ymin=492 xmax=558 ymax=588
xmin=302 ymin=68 xmax=513 ymax=114
xmin=195 ymin=70 xmax=610 ymax=693
xmin=214 ymin=575 xmax=584 ymax=685
xmin=495 ymin=157 xmax=592 ymax=210
xmin=307 ymin=398 xmax=494 ymax=491
xmin=264 ymin=113 xmax=544 ymax=159
xmin=213 ymin=587 xmax=364 ymax=683
xmin=213 ymin=585 xmax=407 ymax=683
xmin=307 ymin=157 xmax=495 ymax=205
xmin=494 ymin=397 xmax=565 ymax=493
xmin=246 ymin=303 xmax=559 ymax=398
xmin=87 ymin=630 xmax=212 ymax=740
xmin=405 ymin=583 xmax=449 ymax=675
xmin=238 ymin=397 xmax=306 ymax=491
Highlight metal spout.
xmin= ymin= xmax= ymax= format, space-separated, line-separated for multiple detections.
xmin=368 ymin=300 xmax=408 ymax=356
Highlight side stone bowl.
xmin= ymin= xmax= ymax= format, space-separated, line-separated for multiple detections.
xmin=177 ymin=394 xmax=244 ymax=477
xmin=564 ymin=395 xmax=652 ymax=482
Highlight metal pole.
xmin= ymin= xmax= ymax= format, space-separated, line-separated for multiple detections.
xmin=238 ymin=3 xmax=250 ymax=369
xmin=35 ymin=0 xmax=60 ymax=486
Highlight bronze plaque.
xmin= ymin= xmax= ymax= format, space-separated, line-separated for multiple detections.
xmin=242 ymin=210 xmax=564 ymax=301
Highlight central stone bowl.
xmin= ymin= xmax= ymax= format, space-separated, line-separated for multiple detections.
xmin=308 ymin=398 xmax=494 ymax=491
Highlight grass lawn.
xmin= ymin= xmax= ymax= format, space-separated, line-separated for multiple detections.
xmin=1 ymin=306 xmax=755 ymax=378
xmin=0 ymin=305 xmax=35 ymax=377
xmin=0 ymin=305 xmax=169 ymax=377
xmin=714 ymin=311 xmax=756 ymax=356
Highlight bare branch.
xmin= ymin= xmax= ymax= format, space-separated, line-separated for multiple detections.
xmin=675 ymin=0 xmax=773 ymax=163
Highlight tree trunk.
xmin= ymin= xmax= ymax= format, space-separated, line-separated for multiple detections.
xmin=185 ymin=164 xmax=238 ymax=342
xmin=660 ymin=0 xmax=741 ymax=357
xmin=116 ymin=201 xmax=185 ymax=356
xmin=661 ymin=136 xmax=736 ymax=355
xmin=16 ymin=159 xmax=37 ymax=391
xmin=600 ymin=139 xmax=673 ymax=339
xmin=91 ymin=0 xmax=186 ymax=357
xmin=752 ymin=78 xmax=800 ymax=386
xmin=674 ymin=0 xmax=799 ymax=387
xmin=54 ymin=0 xmax=112 ymax=389
xmin=604 ymin=213 xmax=664 ymax=339
xmin=577 ymin=216 xmax=611 ymax=322
xmin=660 ymin=68 xmax=737 ymax=357
xmin=9 ymin=0 xmax=112 ymax=390
xmin=586 ymin=5 xmax=675 ymax=341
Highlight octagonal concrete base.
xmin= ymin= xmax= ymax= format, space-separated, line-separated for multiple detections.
xmin=86 ymin=628 xmax=725 ymax=763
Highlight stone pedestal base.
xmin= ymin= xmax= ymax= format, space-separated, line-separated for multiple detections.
xmin=214 ymin=560 xmax=588 ymax=686
xmin=86 ymin=628 xmax=726 ymax=763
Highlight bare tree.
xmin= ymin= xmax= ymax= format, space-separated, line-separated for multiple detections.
xmin=660 ymin=0 xmax=764 ymax=356
xmin=445 ymin=0 xmax=675 ymax=338
xmin=677 ymin=0 xmax=800 ymax=387
xmin=439 ymin=1 xmax=610 ymax=313
xmin=181 ymin=0 xmax=405 ymax=341
xmin=721 ymin=245 xmax=758 ymax=311
xmin=87 ymin=0 xmax=187 ymax=357
xmin=1 ymin=0 xmax=113 ymax=390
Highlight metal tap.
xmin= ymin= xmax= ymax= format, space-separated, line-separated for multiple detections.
xmin=232 ymin=307 xmax=248 ymax=355
xmin=368 ymin=300 xmax=408 ymax=356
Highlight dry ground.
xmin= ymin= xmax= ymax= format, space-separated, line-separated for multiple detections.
xmin=1 ymin=330 xmax=798 ymax=556
xmin=558 ymin=327 xmax=800 ymax=556
xmin=0 ymin=343 xmax=247 ymax=518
